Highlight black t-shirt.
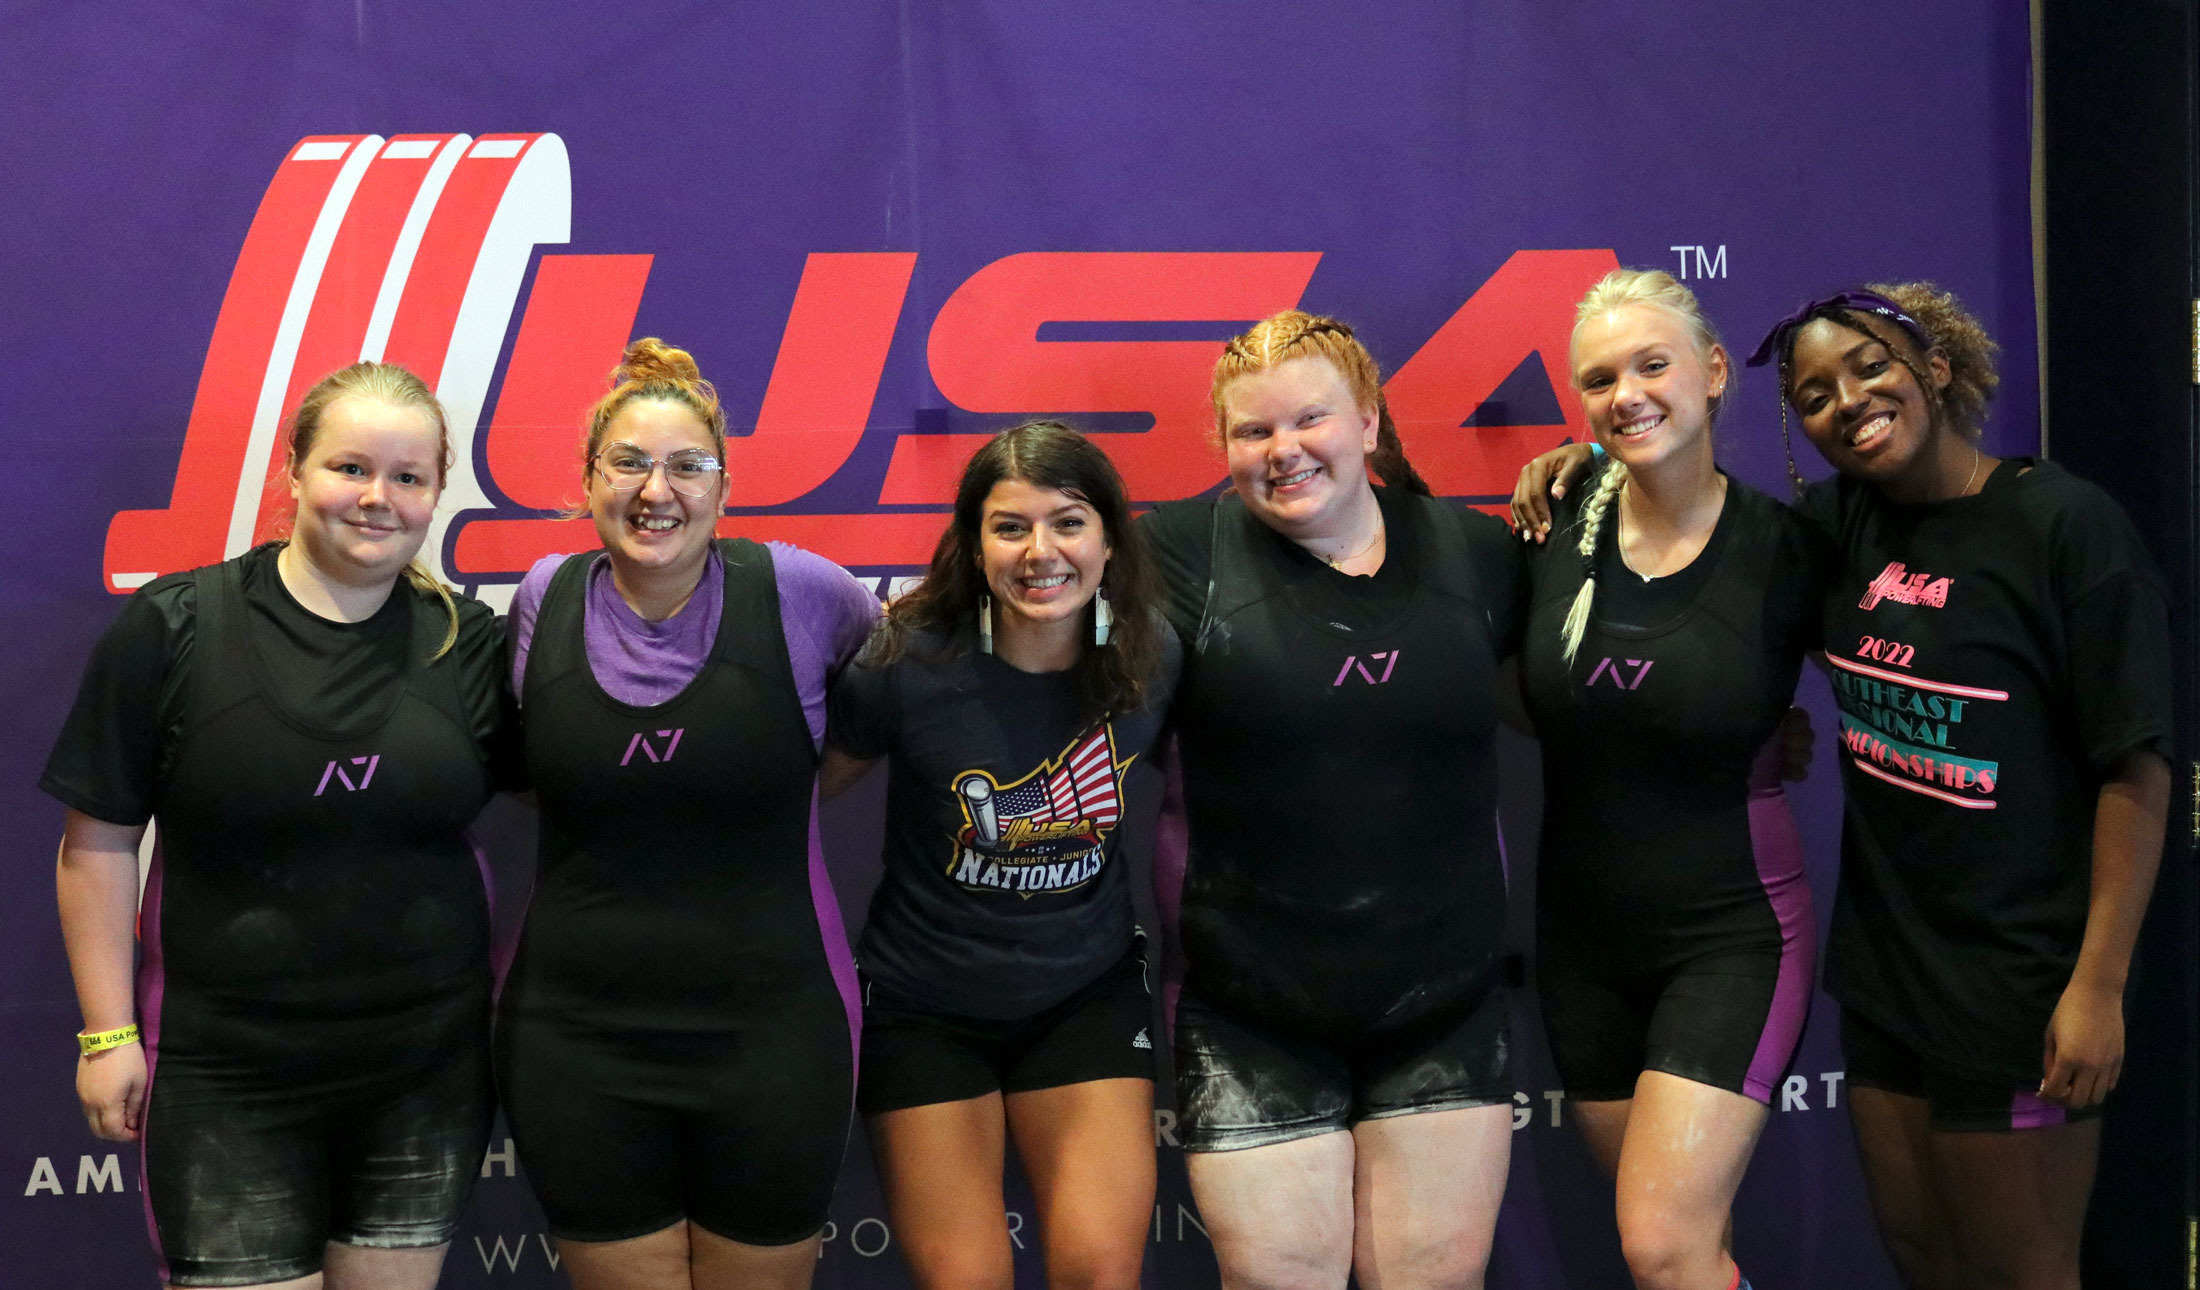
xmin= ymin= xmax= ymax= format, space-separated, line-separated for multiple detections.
xmin=1523 ymin=465 xmax=1823 ymax=954
xmin=1798 ymin=459 xmax=2173 ymax=1077
xmin=829 ymin=622 xmax=1181 ymax=1019
xmin=1143 ymin=486 xmax=1529 ymax=1040
xmin=42 ymin=543 xmax=514 ymax=824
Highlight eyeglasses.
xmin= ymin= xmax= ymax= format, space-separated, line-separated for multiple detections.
xmin=592 ymin=443 xmax=725 ymax=497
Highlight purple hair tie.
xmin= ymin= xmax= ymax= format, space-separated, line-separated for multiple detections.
xmin=1745 ymin=289 xmax=1929 ymax=368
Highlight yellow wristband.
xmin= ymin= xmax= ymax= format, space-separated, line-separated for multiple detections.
xmin=78 ymin=1024 xmax=140 ymax=1056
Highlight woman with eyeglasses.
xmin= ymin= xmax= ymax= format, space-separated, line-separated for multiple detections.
xmin=494 ymin=339 xmax=878 ymax=1290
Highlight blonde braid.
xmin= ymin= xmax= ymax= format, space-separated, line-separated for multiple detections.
xmin=1558 ymin=461 xmax=1628 ymax=666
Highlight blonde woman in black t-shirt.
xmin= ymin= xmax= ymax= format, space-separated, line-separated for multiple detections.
xmin=44 ymin=364 xmax=509 ymax=1290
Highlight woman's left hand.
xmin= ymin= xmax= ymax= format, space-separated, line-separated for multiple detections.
xmin=2038 ymin=979 xmax=2124 ymax=1109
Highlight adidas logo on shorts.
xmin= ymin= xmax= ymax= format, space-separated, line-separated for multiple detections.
xmin=1133 ymin=1027 xmax=1153 ymax=1050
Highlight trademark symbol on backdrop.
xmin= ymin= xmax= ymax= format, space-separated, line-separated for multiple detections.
xmin=1670 ymin=243 xmax=1728 ymax=280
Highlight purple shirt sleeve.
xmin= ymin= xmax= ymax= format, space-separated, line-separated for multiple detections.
xmin=764 ymin=541 xmax=882 ymax=750
xmin=507 ymin=553 xmax=569 ymax=697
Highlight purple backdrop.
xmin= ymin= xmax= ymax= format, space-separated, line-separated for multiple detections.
xmin=2 ymin=3 xmax=2038 ymax=1286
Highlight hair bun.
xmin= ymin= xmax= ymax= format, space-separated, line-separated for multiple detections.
xmin=614 ymin=337 xmax=702 ymax=388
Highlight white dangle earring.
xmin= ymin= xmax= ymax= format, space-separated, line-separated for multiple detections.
xmin=978 ymin=594 xmax=994 ymax=655
xmin=1093 ymin=585 xmax=1113 ymax=646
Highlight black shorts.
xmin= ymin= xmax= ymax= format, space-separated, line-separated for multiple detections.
xmin=494 ymin=990 xmax=854 ymax=1246
xmin=143 ymin=1007 xmax=493 ymax=1287
xmin=1841 ymin=1008 xmax=2102 ymax=1133
xmin=857 ymin=948 xmax=1156 ymax=1116
xmin=1538 ymin=945 xmax=1812 ymax=1106
xmin=1172 ymin=986 xmax=1510 ymax=1153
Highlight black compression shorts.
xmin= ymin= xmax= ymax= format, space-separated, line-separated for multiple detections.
xmin=144 ymin=1013 xmax=492 ymax=1287
xmin=1172 ymin=985 xmax=1509 ymax=1153
xmin=1841 ymin=1009 xmax=2101 ymax=1133
xmin=857 ymin=946 xmax=1155 ymax=1116
xmin=494 ymin=997 xmax=853 ymax=1246
xmin=1538 ymin=946 xmax=1809 ymax=1105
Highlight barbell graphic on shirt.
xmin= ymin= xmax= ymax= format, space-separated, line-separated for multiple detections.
xmin=956 ymin=774 xmax=1001 ymax=847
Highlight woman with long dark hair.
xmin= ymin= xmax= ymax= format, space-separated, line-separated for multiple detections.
xmin=821 ymin=420 xmax=1179 ymax=1290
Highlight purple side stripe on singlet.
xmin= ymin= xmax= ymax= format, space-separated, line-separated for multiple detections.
xmin=135 ymin=838 xmax=169 ymax=1285
xmin=2009 ymin=1090 xmax=2069 ymax=1130
xmin=1151 ymin=741 xmax=1190 ymax=1040
xmin=804 ymin=791 xmax=862 ymax=1079
xmin=1742 ymin=787 xmax=1818 ymax=1104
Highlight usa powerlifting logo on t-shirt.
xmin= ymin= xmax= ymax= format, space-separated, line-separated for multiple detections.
xmin=947 ymin=726 xmax=1131 ymax=897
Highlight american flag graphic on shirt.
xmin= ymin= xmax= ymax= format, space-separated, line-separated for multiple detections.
xmin=947 ymin=725 xmax=1132 ymax=896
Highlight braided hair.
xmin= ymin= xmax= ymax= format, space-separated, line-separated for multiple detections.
xmin=1210 ymin=309 xmax=1431 ymax=496
xmin=1557 ymin=269 xmax=1728 ymax=667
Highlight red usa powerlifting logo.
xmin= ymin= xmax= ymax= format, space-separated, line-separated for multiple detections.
xmin=109 ymin=132 xmax=1622 ymax=606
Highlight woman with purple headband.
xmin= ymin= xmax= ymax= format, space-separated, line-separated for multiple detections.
xmin=495 ymin=339 xmax=877 ymax=1290
xmin=1517 ymin=284 xmax=2171 ymax=1290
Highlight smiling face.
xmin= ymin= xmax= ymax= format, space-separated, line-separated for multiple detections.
xmin=1219 ymin=355 xmax=1380 ymax=539
xmin=1785 ymin=315 xmax=1953 ymax=491
xmin=1571 ymin=303 xmax=1726 ymax=475
xmin=286 ymin=395 xmax=442 ymax=585
xmin=587 ymin=397 xmax=727 ymax=582
xmin=978 ymin=477 xmax=1111 ymax=641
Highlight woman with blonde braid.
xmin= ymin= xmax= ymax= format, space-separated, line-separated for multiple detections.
xmin=1143 ymin=310 xmax=1527 ymax=1290
xmin=1520 ymin=270 xmax=1820 ymax=1290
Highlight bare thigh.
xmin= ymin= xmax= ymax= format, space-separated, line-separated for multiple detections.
xmin=1006 ymin=1078 xmax=1157 ymax=1290
xmin=1350 ymin=1102 xmax=1512 ymax=1290
xmin=869 ymin=1094 xmax=1013 ymax=1290
xmin=1848 ymin=1087 xmax=1958 ymax=1290
xmin=1608 ymin=1071 xmax=1764 ymax=1290
xmin=320 ymin=1241 xmax=449 ymax=1290
xmin=1186 ymin=1131 xmax=1357 ymax=1290
xmin=1930 ymin=1119 xmax=2097 ymax=1290
xmin=554 ymin=1220 xmax=822 ymax=1290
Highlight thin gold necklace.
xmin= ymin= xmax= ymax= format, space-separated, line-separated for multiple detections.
xmin=1321 ymin=523 xmax=1384 ymax=570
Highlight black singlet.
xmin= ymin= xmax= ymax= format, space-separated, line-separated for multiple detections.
xmin=496 ymin=538 xmax=852 ymax=1244
xmin=1801 ymin=460 xmax=2172 ymax=1080
xmin=1523 ymin=469 xmax=1820 ymax=960
xmin=40 ymin=544 xmax=505 ymax=1284
xmin=1145 ymin=486 xmax=1526 ymax=1042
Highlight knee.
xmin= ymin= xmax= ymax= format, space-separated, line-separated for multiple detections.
xmin=903 ymin=1244 xmax=1014 ymax=1290
xmin=1042 ymin=1240 xmax=1146 ymax=1290
xmin=1617 ymin=1221 xmax=1719 ymax=1290
xmin=1215 ymin=1241 xmax=1352 ymax=1290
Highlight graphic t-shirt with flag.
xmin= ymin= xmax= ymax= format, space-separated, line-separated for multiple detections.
xmin=829 ymin=623 xmax=1180 ymax=1019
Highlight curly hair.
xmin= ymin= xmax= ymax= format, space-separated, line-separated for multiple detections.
xmin=582 ymin=338 xmax=729 ymax=485
xmin=1770 ymin=282 xmax=2001 ymax=492
xmin=865 ymin=421 xmax=1168 ymax=722
xmin=1209 ymin=309 xmax=1431 ymax=496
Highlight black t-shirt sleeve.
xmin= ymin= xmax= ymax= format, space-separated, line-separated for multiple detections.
xmin=1458 ymin=505 xmax=1529 ymax=658
xmin=2047 ymin=482 xmax=2174 ymax=774
xmin=1766 ymin=505 xmax=1829 ymax=657
xmin=826 ymin=651 xmax=899 ymax=761
xmin=1139 ymin=500 xmax=1216 ymax=640
xmin=40 ymin=582 xmax=188 ymax=826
